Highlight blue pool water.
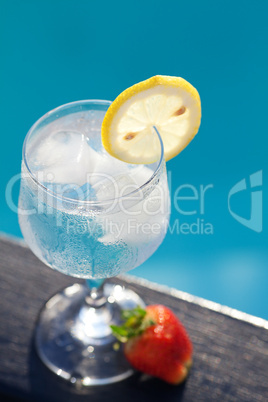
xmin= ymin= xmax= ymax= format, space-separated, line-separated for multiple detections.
xmin=1 ymin=0 xmax=267 ymax=319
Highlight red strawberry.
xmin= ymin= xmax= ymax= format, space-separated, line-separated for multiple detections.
xmin=111 ymin=304 xmax=193 ymax=384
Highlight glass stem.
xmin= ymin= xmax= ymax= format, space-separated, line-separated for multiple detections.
xmin=85 ymin=279 xmax=107 ymax=308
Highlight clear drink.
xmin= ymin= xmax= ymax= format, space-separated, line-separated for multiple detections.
xmin=19 ymin=108 xmax=170 ymax=279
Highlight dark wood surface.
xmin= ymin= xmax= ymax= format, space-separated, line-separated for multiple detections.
xmin=0 ymin=235 xmax=267 ymax=402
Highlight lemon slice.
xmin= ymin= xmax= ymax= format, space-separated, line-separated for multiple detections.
xmin=101 ymin=75 xmax=201 ymax=164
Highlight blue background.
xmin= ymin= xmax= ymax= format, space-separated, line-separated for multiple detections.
xmin=1 ymin=0 xmax=267 ymax=318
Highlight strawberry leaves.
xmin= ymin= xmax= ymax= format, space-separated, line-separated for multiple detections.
xmin=111 ymin=306 xmax=155 ymax=343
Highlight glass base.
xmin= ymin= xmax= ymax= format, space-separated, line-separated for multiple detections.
xmin=35 ymin=282 xmax=145 ymax=386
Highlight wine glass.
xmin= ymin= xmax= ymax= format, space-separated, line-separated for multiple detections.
xmin=18 ymin=100 xmax=170 ymax=386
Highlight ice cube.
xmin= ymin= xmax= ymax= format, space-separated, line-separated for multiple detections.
xmin=94 ymin=174 xmax=139 ymax=201
xmin=88 ymin=150 xmax=130 ymax=187
xmin=99 ymin=175 xmax=170 ymax=246
xmin=63 ymin=183 xmax=97 ymax=201
xmin=92 ymin=164 xmax=153 ymax=201
xmin=30 ymin=130 xmax=95 ymax=186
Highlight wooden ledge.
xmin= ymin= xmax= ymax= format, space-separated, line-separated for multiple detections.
xmin=0 ymin=235 xmax=267 ymax=401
